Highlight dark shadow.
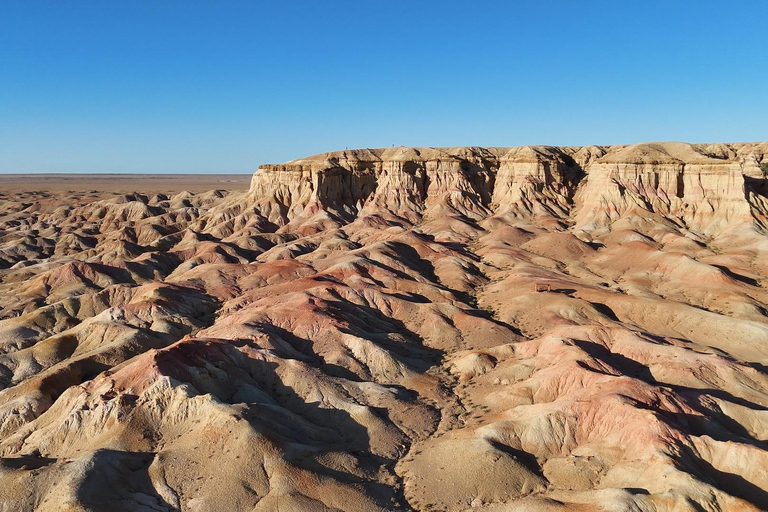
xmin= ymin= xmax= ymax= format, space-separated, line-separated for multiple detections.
xmin=375 ymin=234 xmax=531 ymax=339
xmin=748 ymin=361 xmax=768 ymax=377
xmin=124 ymin=252 xmax=183 ymax=280
xmin=712 ymin=265 xmax=760 ymax=287
xmin=589 ymin=301 xmax=620 ymax=321
xmin=672 ymin=386 xmax=768 ymax=412
xmin=380 ymin=240 xmax=495 ymax=315
xmin=381 ymin=384 xmax=420 ymax=402
xmin=415 ymin=231 xmax=482 ymax=263
xmin=573 ymin=338 xmax=768 ymax=412
xmin=571 ymin=339 xmax=656 ymax=383
xmin=76 ymin=449 xmax=180 ymax=512
xmin=683 ymin=498 xmax=709 ymax=512
xmin=256 ymin=324 xmax=323 ymax=363
xmin=319 ymin=362 xmax=366 ymax=382
xmin=257 ymin=324 xmax=366 ymax=382
xmin=660 ymin=409 xmax=768 ymax=450
xmin=309 ymin=274 xmax=340 ymax=284
xmin=675 ymin=443 xmax=768 ymax=510
xmin=401 ymin=161 xmax=428 ymax=201
xmin=67 ymin=261 xmax=137 ymax=289
xmin=384 ymin=242 xmax=440 ymax=282
xmin=487 ymin=439 xmax=546 ymax=478
xmin=637 ymin=331 xmax=675 ymax=346
xmin=355 ymin=255 xmax=426 ymax=284
xmin=559 ymin=154 xmax=587 ymax=198
xmin=745 ymin=175 xmax=768 ymax=199
xmin=460 ymin=160 xmax=496 ymax=207
xmin=387 ymin=292 xmax=431 ymax=304
xmin=0 ymin=454 xmax=56 ymax=470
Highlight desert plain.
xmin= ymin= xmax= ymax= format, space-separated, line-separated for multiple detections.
xmin=0 ymin=142 xmax=768 ymax=511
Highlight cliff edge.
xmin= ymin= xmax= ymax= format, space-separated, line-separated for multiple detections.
xmin=239 ymin=142 xmax=768 ymax=239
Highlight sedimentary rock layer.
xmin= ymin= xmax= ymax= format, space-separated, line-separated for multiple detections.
xmin=242 ymin=142 xmax=768 ymax=233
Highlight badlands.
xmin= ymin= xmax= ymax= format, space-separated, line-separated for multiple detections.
xmin=0 ymin=141 xmax=768 ymax=511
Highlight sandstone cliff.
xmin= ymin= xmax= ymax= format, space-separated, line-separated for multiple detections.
xmin=239 ymin=142 xmax=768 ymax=239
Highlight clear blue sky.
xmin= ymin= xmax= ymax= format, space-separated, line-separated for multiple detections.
xmin=1 ymin=1 xmax=766 ymax=173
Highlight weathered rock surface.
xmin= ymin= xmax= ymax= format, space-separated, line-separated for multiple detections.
xmin=0 ymin=141 xmax=767 ymax=511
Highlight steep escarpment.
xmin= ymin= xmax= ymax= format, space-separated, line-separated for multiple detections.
xmin=235 ymin=142 xmax=768 ymax=237
xmin=572 ymin=142 xmax=766 ymax=237
xmin=242 ymin=145 xmax=583 ymax=226
xmin=0 ymin=142 xmax=768 ymax=511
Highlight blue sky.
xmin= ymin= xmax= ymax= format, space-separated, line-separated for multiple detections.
xmin=1 ymin=1 xmax=766 ymax=173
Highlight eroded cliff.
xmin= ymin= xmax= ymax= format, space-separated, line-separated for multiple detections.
xmin=240 ymin=142 xmax=768 ymax=237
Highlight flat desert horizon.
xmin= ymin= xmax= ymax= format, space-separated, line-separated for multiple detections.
xmin=0 ymin=174 xmax=252 ymax=194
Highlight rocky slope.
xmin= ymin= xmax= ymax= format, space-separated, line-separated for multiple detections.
xmin=0 ymin=141 xmax=768 ymax=511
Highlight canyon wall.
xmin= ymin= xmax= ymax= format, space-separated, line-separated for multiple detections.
xmin=244 ymin=142 xmax=768 ymax=238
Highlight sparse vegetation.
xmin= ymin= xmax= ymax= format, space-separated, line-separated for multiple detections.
xmin=761 ymin=162 xmax=768 ymax=177
xmin=482 ymin=305 xmax=499 ymax=320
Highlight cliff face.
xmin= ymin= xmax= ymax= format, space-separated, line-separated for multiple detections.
xmin=245 ymin=142 xmax=768 ymax=237
xmin=572 ymin=142 xmax=766 ymax=236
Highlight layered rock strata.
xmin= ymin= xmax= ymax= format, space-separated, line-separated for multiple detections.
xmin=241 ymin=142 xmax=768 ymax=236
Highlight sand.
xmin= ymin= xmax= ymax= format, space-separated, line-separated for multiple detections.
xmin=0 ymin=173 xmax=251 ymax=194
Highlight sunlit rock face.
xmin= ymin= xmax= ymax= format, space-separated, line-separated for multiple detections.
xmin=1 ymin=141 xmax=768 ymax=511
xmin=243 ymin=142 xmax=768 ymax=235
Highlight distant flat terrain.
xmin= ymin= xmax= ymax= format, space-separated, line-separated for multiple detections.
xmin=0 ymin=173 xmax=251 ymax=193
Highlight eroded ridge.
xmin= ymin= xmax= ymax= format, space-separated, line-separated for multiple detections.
xmin=0 ymin=141 xmax=767 ymax=511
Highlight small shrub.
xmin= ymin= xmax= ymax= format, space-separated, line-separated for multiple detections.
xmin=760 ymin=162 xmax=768 ymax=177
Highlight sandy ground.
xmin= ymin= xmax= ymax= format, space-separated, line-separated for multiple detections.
xmin=0 ymin=173 xmax=251 ymax=194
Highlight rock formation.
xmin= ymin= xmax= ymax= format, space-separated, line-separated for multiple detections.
xmin=0 ymin=141 xmax=767 ymax=511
